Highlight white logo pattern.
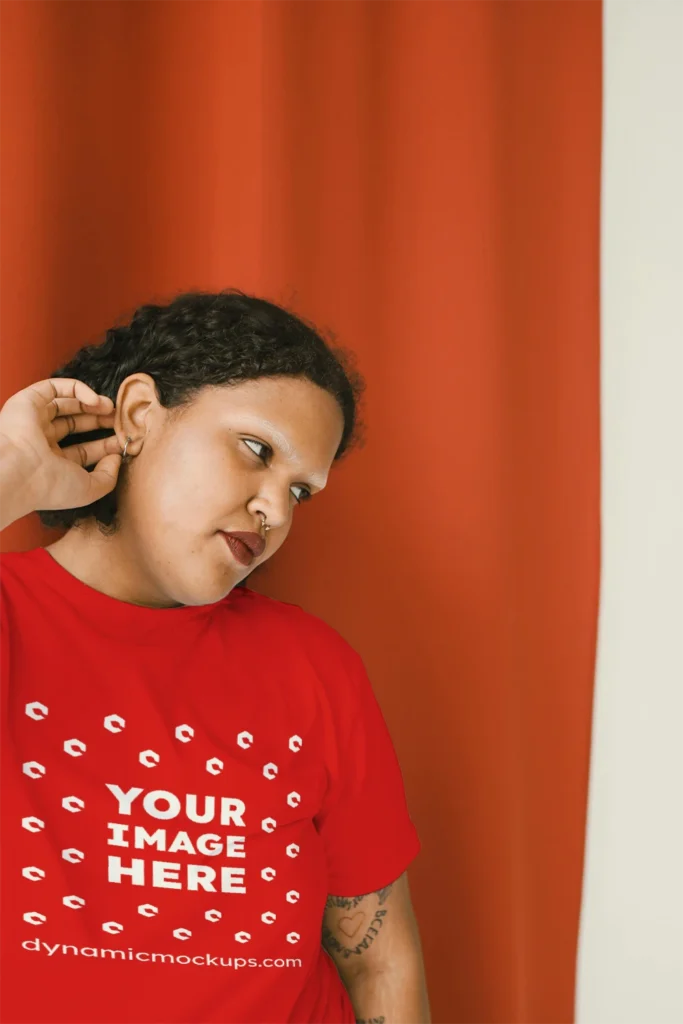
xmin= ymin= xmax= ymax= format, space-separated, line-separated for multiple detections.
xmin=104 ymin=715 xmax=126 ymax=733
xmin=23 ymin=911 xmax=46 ymax=926
xmin=25 ymin=702 xmax=48 ymax=721
xmin=20 ymin=718 xmax=305 ymax=944
xmin=138 ymin=904 xmax=158 ymax=917
xmin=63 ymin=739 xmax=86 ymax=757
xmin=139 ymin=749 xmax=160 ymax=768
xmin=22 ymin=866 xmax=45 ymax=881
xmin=62 ymin=796 xmax=85 ymax=813
xmin=63 ymin=895 xmax=86 ymax=909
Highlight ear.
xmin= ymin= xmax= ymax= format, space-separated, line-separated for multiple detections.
xmin=115 ymin=374 xmax=160 ymax=456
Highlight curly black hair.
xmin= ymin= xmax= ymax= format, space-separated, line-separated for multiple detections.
xmin=37 ymin=289 xmax=365 ymax=535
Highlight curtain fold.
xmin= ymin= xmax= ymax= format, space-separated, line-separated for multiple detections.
xmin=0 ymin=3 xmax=602 ymax=1021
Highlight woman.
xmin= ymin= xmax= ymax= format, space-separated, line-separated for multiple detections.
xmin=0 ymin=291 xmax=430 ymax=1024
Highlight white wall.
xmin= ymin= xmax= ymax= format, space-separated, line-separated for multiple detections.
xmin=575 ymin=2 xmax=683 ymax=1022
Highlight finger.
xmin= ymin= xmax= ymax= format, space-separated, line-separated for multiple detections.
xmin=44 ymin=398 xmax=85 ymax=423
xmin=45 ymin=397 xmax=114 ymax=423
xmin=60 ymin=434 xmax=124 ymax=468
xmin=26 ymin=382 xmax=115 ymax=425
xmin=82 ymin=453 xmax=124 ymax=505
xmin=28 ymin=378 xmax=114 ymax=413
xmin=51 ymin=412 xmax=116 ymax=442
xmin=72 ymin=380 xmax=114 ymax=412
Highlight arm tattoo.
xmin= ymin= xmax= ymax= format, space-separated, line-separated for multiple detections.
xmin=325 ymin=882 xmax=394 ymax=911
xmin=322 ymin=882 xmax=394 ymax=960
xmin=356 ymin=1019 xmax=386 ymax=1023
xmin=375 ymin=884 xmax=393 ymax=906
xmin=326 ymin=893 xmax=367 ymax=911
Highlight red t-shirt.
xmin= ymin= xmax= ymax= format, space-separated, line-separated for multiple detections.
xmin=0 ymin=548 xmax=420 ymax=1024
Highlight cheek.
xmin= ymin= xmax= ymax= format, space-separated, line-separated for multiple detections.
xmin=266 ymin=528 xmax=290 ymax=558
xmin=133 ymin=439 xmax=242 ymax=528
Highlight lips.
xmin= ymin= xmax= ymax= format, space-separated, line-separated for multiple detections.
xmin=222 ymin=531 xmax=266 ymax=562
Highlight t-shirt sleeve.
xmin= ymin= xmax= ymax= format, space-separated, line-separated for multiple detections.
xmin=313 ymin=645 xmax=421 ymax=896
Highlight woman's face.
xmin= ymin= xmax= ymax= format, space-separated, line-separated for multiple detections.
xmin=115 ymin=374 xmax=345 ymax=606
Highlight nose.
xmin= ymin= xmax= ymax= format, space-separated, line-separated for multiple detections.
xmin=247 ymin=492 xmax=290 ymax=533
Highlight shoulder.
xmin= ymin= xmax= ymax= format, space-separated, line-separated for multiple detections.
xmin=233 ymin=587 xmax=364 ymax=680
xmin=0 ymin=548 xmax=38 ymax=573
xmin=0 ymin=550 xmax=39 ymax=634
xmin=0 ymin=548 xmax=43 ymax=581
xmin=0 ymin=548 xmax=41 ymax=594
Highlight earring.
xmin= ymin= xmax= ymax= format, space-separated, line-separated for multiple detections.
xmin=121 ymin=436 xmax=132 ymax=459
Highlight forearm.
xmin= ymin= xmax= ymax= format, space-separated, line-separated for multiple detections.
xmin=0 ymin=435 xmax=36 ymax=529
xmin=343 ymin=961 xmax=431 ymax=1024
xmin=324 ymin=872 xmax=431 ymax=1023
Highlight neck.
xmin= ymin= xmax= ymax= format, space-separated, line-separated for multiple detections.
xmin=45 ymin=526 xmax=184 ymax=609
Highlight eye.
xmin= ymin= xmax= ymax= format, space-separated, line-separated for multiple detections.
xmin=243 ymin=438 xmax=270 ymax=462
xmin=291 ymin=485 xmax=312 ymax=505
xmin=242 ymin=439 xmax=313 ymax=506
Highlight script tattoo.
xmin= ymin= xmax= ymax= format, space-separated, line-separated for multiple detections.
xmin=356 ymin=1019 xmax=386 ymax=1023
xmin=322 ymin=882 xmax=394 ymax=960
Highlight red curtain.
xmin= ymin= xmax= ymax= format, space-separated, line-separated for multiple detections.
xmin=0 ymin=2 xmax=602 ymax=1021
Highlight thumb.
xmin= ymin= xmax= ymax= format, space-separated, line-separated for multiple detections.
xmin=85 ymin=453 xmax=123 ymax=504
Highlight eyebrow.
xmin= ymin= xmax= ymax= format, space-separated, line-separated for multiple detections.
xmin=254 ymin=419 xmax=328 ymax=489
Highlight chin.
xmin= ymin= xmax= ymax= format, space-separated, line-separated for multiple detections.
xmin=161 ymin=561 xmax=243 ymax=608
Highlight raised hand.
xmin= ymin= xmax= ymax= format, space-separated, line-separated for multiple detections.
xmin=0 ymin=378 xmax=124 ymax=528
